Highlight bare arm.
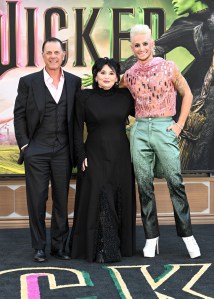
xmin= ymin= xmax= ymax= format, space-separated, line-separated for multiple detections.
xmin=168 ymin=66 xmax=193 ymax=135
xmin=174 ymin=67 xmax=193 ymax=126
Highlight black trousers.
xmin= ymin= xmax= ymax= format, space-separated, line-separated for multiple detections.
xmin=24 ymin=140 xmax=72 ymax=250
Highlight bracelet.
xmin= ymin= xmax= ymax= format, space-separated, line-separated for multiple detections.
xmin=175 ymin=122 xmax=184 ymax=130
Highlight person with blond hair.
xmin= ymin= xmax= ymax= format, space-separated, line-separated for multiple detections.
xmin=121 ymin=24 xmax=201 ymax=259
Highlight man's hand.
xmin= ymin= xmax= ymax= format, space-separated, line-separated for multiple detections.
xmin=172 ymin=65 xmax=193 ymax=127
xmin=167 ymin=123 xmax=183 ymax=137
xmin=82 ymin=158 xmax=88 ymax=171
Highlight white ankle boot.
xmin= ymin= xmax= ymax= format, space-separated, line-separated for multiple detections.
xmin=182 ymin=235 xmax=201 ymax=258
xmin=143 ymin=237 xmax=159 ymax=258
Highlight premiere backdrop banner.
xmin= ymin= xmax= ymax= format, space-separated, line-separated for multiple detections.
xmin=0 ymin=0 xmax=213 ymax=175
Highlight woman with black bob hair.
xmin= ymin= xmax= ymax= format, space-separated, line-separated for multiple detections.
xmin=92 ymin=57 xmax=120 ymax=88
xmin=69 ymin=57 xmax=136 ymax=263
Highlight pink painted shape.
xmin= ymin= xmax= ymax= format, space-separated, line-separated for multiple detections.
xmin=52 ymin=13 xmax=57 ymax=37
xmin=26 ymin=274 xmax=48 ymax=299
xmin=16 ymin=0 xmax=22 ymax=66
xmin=0 ymin=12 xmax=8 ymax=64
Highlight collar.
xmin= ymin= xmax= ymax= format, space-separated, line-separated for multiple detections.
xmin=135 ymin=57 xmax=164 ymax=71
xmin=43 ymin=67 xmax=64 ymax=84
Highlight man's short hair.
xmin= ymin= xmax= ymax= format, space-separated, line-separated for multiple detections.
xmin=130 ymin=24 xmax=152 ymax=41
xmin=42 ymin=37 xmax=64 ymax=53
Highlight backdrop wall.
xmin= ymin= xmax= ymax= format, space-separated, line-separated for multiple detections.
xmin=0 ymin=0 xmax=213 ymax=175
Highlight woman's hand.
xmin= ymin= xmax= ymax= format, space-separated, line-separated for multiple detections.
xmin=81 ymin=158 xmax=88 ymax=171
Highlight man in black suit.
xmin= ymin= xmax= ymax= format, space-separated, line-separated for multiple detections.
xmin=14 ymin=37 xmax=81 ymax=262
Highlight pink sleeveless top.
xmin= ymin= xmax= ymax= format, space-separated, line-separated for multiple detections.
xmin=124 ymin=57 xmax=177 ymax=118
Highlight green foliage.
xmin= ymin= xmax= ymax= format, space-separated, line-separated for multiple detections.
xmin=82 ymin=74 xmax=93 ymax=87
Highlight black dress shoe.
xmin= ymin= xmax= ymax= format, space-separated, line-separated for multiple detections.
xmin=50 ymin=249 xmax=71 ymax=260
xmin=34 ymin=249 xmax=47 ymax=262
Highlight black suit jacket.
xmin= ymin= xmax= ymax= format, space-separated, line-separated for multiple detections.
xmin=14 ymin=69 xmax=81 ymax=165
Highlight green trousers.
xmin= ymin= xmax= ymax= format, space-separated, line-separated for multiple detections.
xmin=130 ymin=117 xmax=192 ymax=239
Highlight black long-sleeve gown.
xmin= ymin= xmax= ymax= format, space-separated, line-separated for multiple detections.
xmin=69 ymin=87 xmax=136 ymax=262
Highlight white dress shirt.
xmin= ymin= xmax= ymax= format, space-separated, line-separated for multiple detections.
xmin=43 ymin=67 xmax=65 ymax=103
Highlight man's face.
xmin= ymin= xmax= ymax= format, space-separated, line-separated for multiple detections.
xmin=42 ymin=41 xmax=65 ymax=72
xmin=131 ymin=33 xmax=154 ymax=64
xmin=171 ymin=0 xmax=198 ymax=15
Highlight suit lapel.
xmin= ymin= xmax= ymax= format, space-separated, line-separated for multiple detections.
xmin=64 ymin=71 xmax=75 ymax=122
xmin=32 ymin=70 xmax=46 ymax=123
xmin=31 ymin=70 xmax=76 ymax=123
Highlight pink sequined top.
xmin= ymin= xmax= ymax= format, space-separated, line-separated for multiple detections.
xmin=124 ymin=57 xmax=177 ymax=118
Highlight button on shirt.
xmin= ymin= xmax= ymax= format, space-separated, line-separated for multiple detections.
xmin=43 ymin=68 xmax=65 ymax=103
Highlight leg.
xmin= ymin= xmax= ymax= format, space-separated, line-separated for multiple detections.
xmin=167 ymin=173 xmax=192 ymax=237
xmin=24 ymin=143 xmax=50 ymax=250
xmin=131 ymin=120 xmax=160 ymax=239
xmin=152 ymin=119 xmax=192 ymax=237
xmin=150 ymin=117 xmax=200 ymax=258
xmin=50 ymin=145 xmax=71 ymax=252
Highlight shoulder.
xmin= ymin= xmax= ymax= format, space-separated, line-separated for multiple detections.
xmin=165 ymin=59 xmax=176 ymax=68
xmin=20 ymin=69 xmax=43 ymax=82
xmin=166 ymin=60 xmax=179 ymax=74
xmin=168 ymin=15 xmax=203 ymax=36
xmin=156 ymin=58 xmax=179 ymax=82
xmin=124 ymin=63 xmax=138 ymax=86
xmin=76 ymin=89 xmax=93 ymax=102
xmin=116 ymin=87 xmax=132 ymax=97
xmin=163 ymin=60 xmax=180 ymax=83
xmin=158 ymin=57 xmax=177 ymax=69
xmin=64 ymin=70 xmax=81 ymax=82
xmin=171 ymin=16 xmax=196 ymax=27
xmin=124 ymin=62 xmax=137 ymax=76
xmin=116 ymin=88 xmax=134 ymax=106
xmin=18 ymin=70 xmax=43 ymax=89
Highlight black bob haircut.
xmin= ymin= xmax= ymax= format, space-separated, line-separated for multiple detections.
xmin=92 ymin=57 xmax=121 ymax=89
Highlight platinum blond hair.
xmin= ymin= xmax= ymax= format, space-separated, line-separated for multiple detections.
xmin=130 ymin=24 xmax=152 ymax=41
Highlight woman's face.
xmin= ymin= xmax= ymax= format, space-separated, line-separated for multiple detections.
xmin=95 ymin=64 xmax=118 ymax=90
xmin=171 ymin=0 xmax=200 ymax=15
